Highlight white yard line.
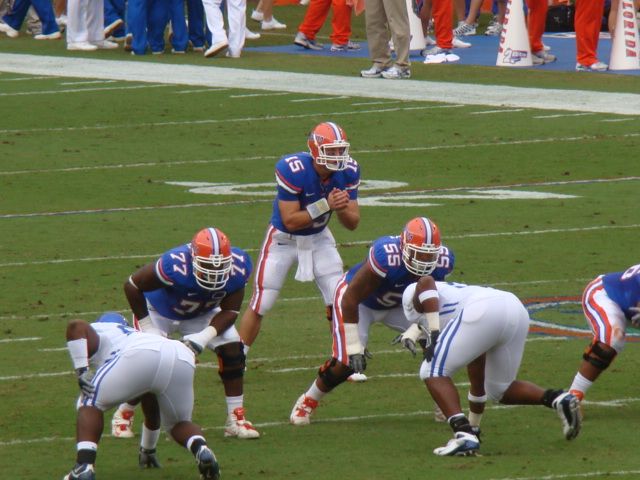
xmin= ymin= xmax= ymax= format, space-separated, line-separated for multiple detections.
xmin=489 ymin=471 xmax=640 ymax=480
xmin=1 ymin=53 xmax=639 ymax=114
xmin=290 ymin=95 xmax=349 ymax=102
xmin=58 ymin=80 xmax=117 ymax=85
xmin=533 ymin=113 xmax=595 ymax=119
xmin=229 ymin=92 xmax=291 ymax=98
xmin=0 ymin=84 xmax=170 ymax=96
xmin=0 ymin=337 xmax=42 ymax=343
xmin=470 ymin=109 xmax=525 ymax=114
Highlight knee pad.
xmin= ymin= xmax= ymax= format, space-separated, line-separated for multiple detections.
xmin=583 ymin=341 xmax=617 ymax=370
xmin=216 ymin=342 xmax=245 ymax=380
xmin=318 ymin=358 xmax=351 ymax=389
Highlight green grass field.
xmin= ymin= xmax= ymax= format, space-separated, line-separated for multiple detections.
xmin=1 ymin=21 xmax=640 ymax=479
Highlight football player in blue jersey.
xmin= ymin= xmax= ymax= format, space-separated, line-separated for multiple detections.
xmin=289 ymin=217 xmax=442 ymax=425
xmin=568 ymin=263 xmax=640 ymax=403
xmin=63 ymin=313 xmax=220 ymax=480
xmin=239 ymin=121 xmax=360 ymax=356
xmin=111 ymin=227 xmax=260 ymax=440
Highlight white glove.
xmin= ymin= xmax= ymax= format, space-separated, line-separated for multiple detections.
xmin=182 ymin=326 xmax=218 ymax=356
xmin=391 ymin=323 xmax=426 ymax=357
xmin=629 ymin=306 xmax=640 ymax=327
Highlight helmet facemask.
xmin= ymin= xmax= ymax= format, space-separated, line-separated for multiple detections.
xmin=314 ymin=142 xmax=350 ymax=171
xmin=401 ymin=242 xmax=441 ymax=276
xmin=192 ymin=253 xmax=232 ymax=291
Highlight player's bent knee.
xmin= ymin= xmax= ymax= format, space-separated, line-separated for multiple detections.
xmin=318 ymin=358 xmax=351 ymax=389
xmin=216 ymin=342 xmax=246 ymax=380
xmin=583 ymin=341 xmax=617 ymax=370
xmin=485 ymin=382 xmax=509 ymax=402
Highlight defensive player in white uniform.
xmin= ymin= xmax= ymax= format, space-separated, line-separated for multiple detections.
xmin=63 ymin=313 xmax=219 ymax=480
xmin=568 ymin=263 xmax=640 ymax=402
xmin=289 ymin=217 xmax=440 ymax=425
xmin=111 ymin=227 xmax=260 ymax=440
xmin=400 ymin=277 xmax=583 ymax=456
xmin=239 ymin=121 xmax=360 ymax=356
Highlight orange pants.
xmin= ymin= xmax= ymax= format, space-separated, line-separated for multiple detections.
xmin=432 ymin=0 xmax=452 ymax=49
xmin=575 ymin=0 xmax=605 ymax=65
xmin=298 ymin=0 xmax=353 ymax=45
xmin=526 ymin=0 xmax=547 ymax=53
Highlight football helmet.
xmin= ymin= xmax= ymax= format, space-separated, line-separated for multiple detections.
xmin=400 ymin=217 xmax=441 ymax=276
xmin=307 ymin=122 xmax=350 ymax=171
xmin=190 ymin=227 xmax=233 ymax=291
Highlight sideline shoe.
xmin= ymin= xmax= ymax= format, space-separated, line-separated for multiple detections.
xmin=245 ymin=29 xmax=261 ymax=40
xmin=330 ymin=40 xmax=360 ymax=51
xmin=552 ymin=392 xmax=582 ymax=440
xmin=0 ymin=22 xmax=19 ymax=37
xmin=103 ymin=18 xmax=124 ymax=38
xmin=204 ymin=40 xmax=228 ymax=57
xmin=290 ymin=394 xmax=319 ymax=426
xmin=424 ymin=35 xmax=436 ymax=46
xmin=261 ymin=17 xmax=286 ymax=30
xmin=91 ymin=40 xmax=119 ymax=49
xmin=360 ymin=64 xmax=387 ymax=78
xmin=139 ymin=447 xmax=161 ymax=468
xmin=532 ymin=49 xmax=556 ymax=65
xmin=381 ymin=65 xmax=410 ymax=79
xmin=226 ymin=50 xmax=241 ymax=58
xmin=224 ymin=407 xmax=260 ymax=439
xmin=250 ymin=9 xmax=264 ymax=22
xmin=453 ymin=36 xmax=471 ymax=48
xmin=63 ymin=463 xmax=95 ymax=480
xmin=433 ymin=431 xmax=480 ymax=456
xmin=453 ymin=21 xmax=476 ymax=36
xmin=34 ymin=31 xmax=61 ymax=40
xmin=68 ymin=42 xmax=98 ymax=51
xmin=575 ymin=61 xmax=608 ymax=72
xmin=195 ymin=446 xmax=220 ymax=480
xmin=484 ymin=16 xmax=502 ymax=36
xmin=294 ymin=31 xmax=323 ymax=50
xmin=423 ymin=46 xmax=460 ymax=64
xmin=112 ymin=408 xmax=135 ymax=438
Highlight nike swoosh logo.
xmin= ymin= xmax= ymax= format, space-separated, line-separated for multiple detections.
xmin=187 ymin=292 xmax=198 ymax=297
xmin=305 ymin=193 xmax=315 ymax=197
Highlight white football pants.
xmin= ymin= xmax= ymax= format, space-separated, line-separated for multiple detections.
xmin=202 ymin=0 xmax=246 ymax=56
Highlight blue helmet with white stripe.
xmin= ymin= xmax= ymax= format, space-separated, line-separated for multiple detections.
xmin=96 ymin=312 xmax=129 ymax=326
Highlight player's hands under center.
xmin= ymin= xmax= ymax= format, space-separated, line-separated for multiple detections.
xmin=327 ymin=188 xmax=349 ymax=211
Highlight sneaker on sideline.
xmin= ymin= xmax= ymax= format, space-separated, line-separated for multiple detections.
xmin=330 ymin=40 xmax=360 ymax=51
xmin=294 ymin=31 xmax=323 ymax=50
xmin=67 ymin=41 xmax=98 ymax=51
xmin=484 ymin=16 xmax=502 ymax=36
xmin=290 ymin=394 xmax=319 ymax=425
xmin=91 ymin=39 xmax=119 ymax=49
xmin=360 ymin=64 xmax=387 ymax=78
xmin=250 ymin=9 xmax=264 ymax=22
xmin=381 ymin=65 xmax=410 ymax=79
xmin=245 ymin=28 xmax=261 ymax=40
xmin=261 ymin=17 xmax=286 ymax=30
xmin=0 ymin=22 xmax=19 ymax=37
xmin=453 ymin=36 xmax=471 ymax=48
xmin=224 ymin=407 xmax=260 ymax=439
xmin=454 ymin=21 xmax=476 ymax=36
xmin=532 ymin=49 xmax=556 ymax=65
xmin=204 ymin=40 xmax=228 ymax=57
xmin=575 ymin=60 xmax=608 ymax=72
xmin=34 ymin=31 xmax=61 ymax=40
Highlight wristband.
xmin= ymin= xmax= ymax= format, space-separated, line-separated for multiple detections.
xmin=67 ymin=338 xmax=89 ymax=370
xmin=306 ymin=198 xmax=330 ymax=220
xmin=343 ymin=323 xmax=363 ymax=355
xmin=188 ymin=325 xmax=218 ymax=347
xmin=425 ymin=311 xmax=440 ymax=332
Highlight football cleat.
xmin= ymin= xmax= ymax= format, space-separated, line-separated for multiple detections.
xmin=290 ymin=394 xmax=319 ymax=426
xmin=347 ymin=372 xmax=368 ymax=382
xmin=195 ymin=445 xmax=220 ymax=480
xmin=139 ymin=447 xmax=161 ymax=468
xmin=191 ymin=228 xmax=233 ymax=291
xmin=552 ymin=392 xmax=582 ymax=440
xmin=433 ymin=432 xmax=480 ymax=456
xmin=400 ymin=217 xmax=442 ymax=276
xmin=224 ymin=407 xmax=260 ymax=439
xmin=63 ymin=463 xmax=95 ymax=480
xmin=111 ymin=408 xmax=135 ymax=438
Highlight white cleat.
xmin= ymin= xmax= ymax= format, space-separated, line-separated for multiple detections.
xmin=433 ymin=432 xmax=480 ymax=456
xmin=552 ymin=392 xmax=582 ymax=440
xmin=347 ymin=372 xmax=368 ymax=382
xmin=290 ymin=394 xmax=318 ymax=426
xmin=224 ymin=407 xmax=260 ymax=439
xmin=111 ymin=408 xmax=135 ymax=438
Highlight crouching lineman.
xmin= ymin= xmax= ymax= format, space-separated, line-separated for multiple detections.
xmin=568 ymin=263 xmax=640 ymax=403
xmin=400 ymin=278 xmax=582 ymax=456
xmin=63 ymin=313 xmax=219 ymax=480
xmin=111 ymin=227 xmax=259 ymax=440
xmin=289 ymin=216 xmax=442 ymax=425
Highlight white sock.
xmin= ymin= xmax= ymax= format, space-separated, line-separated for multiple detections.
xmin=243 ymin=344 xmax=250 ymax=356
xmin=140 ymin=425 xmax=161 ymax=450
xmin=226 ymin=395 xmax=243 ymax=415
xmin=569 ymin=372 xmax=593 ymax=399
xmin=306 ymin=380 xmax=326 ymax=401
xmin=119 ymin=402 xmax=136 ymax=413
xmin=468 ymin=412 xmax=482 ymax=427
xmin=77 ymin=441 xmax=97 ymax=452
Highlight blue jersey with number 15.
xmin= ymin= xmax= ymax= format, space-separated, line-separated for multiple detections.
xmin=344 ymin=236 xmax=455 ymax=310
xmin=602 ymin=263 xmax=640 ymax=320
xmin=270 ymin=152 xmax=360 ymax=236
xmin=145 ymin=246 xmax=252 ymax=321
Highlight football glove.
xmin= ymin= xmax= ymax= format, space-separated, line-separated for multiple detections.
xmin=76 ymin=367 xmax=95 ymax=396
xmin=629 ymin=306 xmax=640 ymax=327
xmin=391 ymin=323 xmax=427 ymax=357
xmin=423 ymin=330 xmax=440 ymax=363
xmin=182 ymin=338 xmax=204 ymax=355
xmin=349 ymin=353 xmax=367 ymax=373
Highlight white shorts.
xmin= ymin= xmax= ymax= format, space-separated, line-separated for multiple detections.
xmin=146 ymin=304 xmax=241 ymax=350
xmin=582 ymin=275 xmax=627 ymax=352
xmin=81 ymin=341 xmax=196 ymax=430
xmin=248 ymin=225 xmax=344 ymax=315
xmin=421 ymin=291 xmax=529 ymax=401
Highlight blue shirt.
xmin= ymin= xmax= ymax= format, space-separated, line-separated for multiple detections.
xmin=602 ymin=264 xmax=640 ymax=320
xmin=270 ymin=152 xmax=360 ymax=236
xmin=145 ymin=246 xmax=252 ymax=320
xmin=345 ymin=236 xmax=454 ymax=310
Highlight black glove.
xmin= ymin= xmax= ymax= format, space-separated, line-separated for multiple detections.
xmin=349 ymin=353 xmax=367 ymax=373
xmin=423 ymin=330 xmax=440 ymax=363
xmin=391 ymin=334 xmax=417 ymax=357
xmin=139 ymin=447 xmax=162 ymax=468
xmin=182 ymin=339 xmax=204 ymax=355
xmin=76 ymin=367 xmax=95 ymax=396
